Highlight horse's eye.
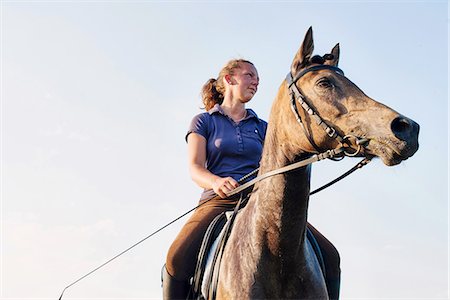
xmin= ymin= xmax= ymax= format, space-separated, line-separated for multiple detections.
xmin=316 ymin=78 xmax=333 ymax=89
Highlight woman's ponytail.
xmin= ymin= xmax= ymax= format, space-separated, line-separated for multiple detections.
xmin=201 ymin=78 xmax=224 ymax=111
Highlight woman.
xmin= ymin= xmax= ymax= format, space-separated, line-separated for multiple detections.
xmin=163 ymin=59 xmax=340 ymax=299
xmin=163 ymin=59 xmax=267 ymax=299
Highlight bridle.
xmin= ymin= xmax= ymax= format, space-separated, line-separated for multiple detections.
xmin=225 ymin=64 xmax=371 ymax=198
xmin=286 ymin=64 xmax=368 ymax=157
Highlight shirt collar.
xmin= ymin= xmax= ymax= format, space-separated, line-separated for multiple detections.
xmin=208 ymin=104 xmax=223 ymax=115
xmin=209 ymin=104 xmax=261 ymax=122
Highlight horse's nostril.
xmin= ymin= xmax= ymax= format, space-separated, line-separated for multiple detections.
xmin=391 ymin=116 xmax=412 ymax=140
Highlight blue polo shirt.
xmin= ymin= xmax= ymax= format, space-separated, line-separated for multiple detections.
xmin=186 ymin=104 xmax=267 ymax=199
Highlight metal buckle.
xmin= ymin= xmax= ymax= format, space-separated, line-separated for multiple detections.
xmin=326 ymin=126 xmax=336 ymax=138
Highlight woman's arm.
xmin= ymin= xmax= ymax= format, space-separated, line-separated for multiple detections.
xmin=187 ymin=133 xmax=239 ymax=198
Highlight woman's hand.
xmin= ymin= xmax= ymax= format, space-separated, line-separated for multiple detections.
xmin=211 ymin=176 xmax=239 ymax=198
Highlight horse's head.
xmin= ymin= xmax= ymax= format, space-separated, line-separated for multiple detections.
xmin=269 ymin=27 xmax=419 ymax=166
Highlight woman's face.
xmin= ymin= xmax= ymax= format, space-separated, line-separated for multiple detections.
xmin=228 ymin=62 xmax=259 ymax=103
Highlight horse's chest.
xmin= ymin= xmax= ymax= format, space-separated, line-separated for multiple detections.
xmin=251 ymin=241 xmax=328 ymax=299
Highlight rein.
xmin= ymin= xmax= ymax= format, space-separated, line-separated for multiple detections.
xmin=58 ymin=65 xmax=372 ymax=299
xmin=226 ymin=148 xmax=345 ymax=198
xmin=226 ymin=64 xmax=371 ymax=198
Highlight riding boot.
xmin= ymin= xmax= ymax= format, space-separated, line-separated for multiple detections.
xmin=326 ymin=276 xmax=341 ymax=300
xmin=162 ymin=267 xmax=191 ymax=300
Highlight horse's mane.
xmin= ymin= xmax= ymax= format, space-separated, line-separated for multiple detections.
xmin=309 ymin=54 xmax=335 ymax=65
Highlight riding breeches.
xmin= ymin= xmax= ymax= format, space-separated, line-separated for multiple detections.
xmin=165 ymin=197 xmax=240 ymax=281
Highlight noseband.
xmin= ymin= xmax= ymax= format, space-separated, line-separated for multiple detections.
xmin=286 ymin=65 xmax=368 ymax=156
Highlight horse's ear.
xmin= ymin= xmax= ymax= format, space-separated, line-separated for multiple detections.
xmin=325 ymin=43 xmax=340 ymax=67
xmin=291 ymin=27 xmax=314 ymax=74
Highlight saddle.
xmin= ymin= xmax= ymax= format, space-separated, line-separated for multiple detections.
xmin=189 ymin=203 xmax=326 ymax=300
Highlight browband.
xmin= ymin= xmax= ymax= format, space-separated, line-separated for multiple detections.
xmin=287 ymin=65 xmax=344 ymax=87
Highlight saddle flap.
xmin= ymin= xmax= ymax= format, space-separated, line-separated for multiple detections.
xmin=191 ymin=212 xmax=228 ymax=296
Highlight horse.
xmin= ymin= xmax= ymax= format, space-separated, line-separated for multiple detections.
xmin=206 ymin=27 xmax=419 ymax=299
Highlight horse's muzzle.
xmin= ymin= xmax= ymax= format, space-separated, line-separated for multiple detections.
xmin=391 ymin=115 xmax=420 ymax=157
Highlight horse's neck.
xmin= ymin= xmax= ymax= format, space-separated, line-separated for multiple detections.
xmin=217 ymin=118 xmax=315 ymax=297
xmin=255 ymin=154 xmax=311 ymax=256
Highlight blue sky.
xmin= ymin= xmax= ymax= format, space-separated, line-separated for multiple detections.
xmin=1 ymin=1 xmax=448 ymax=299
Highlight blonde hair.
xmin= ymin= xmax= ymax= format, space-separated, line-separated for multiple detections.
xmin=201 ymin=59 xmax=254 ymax=111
